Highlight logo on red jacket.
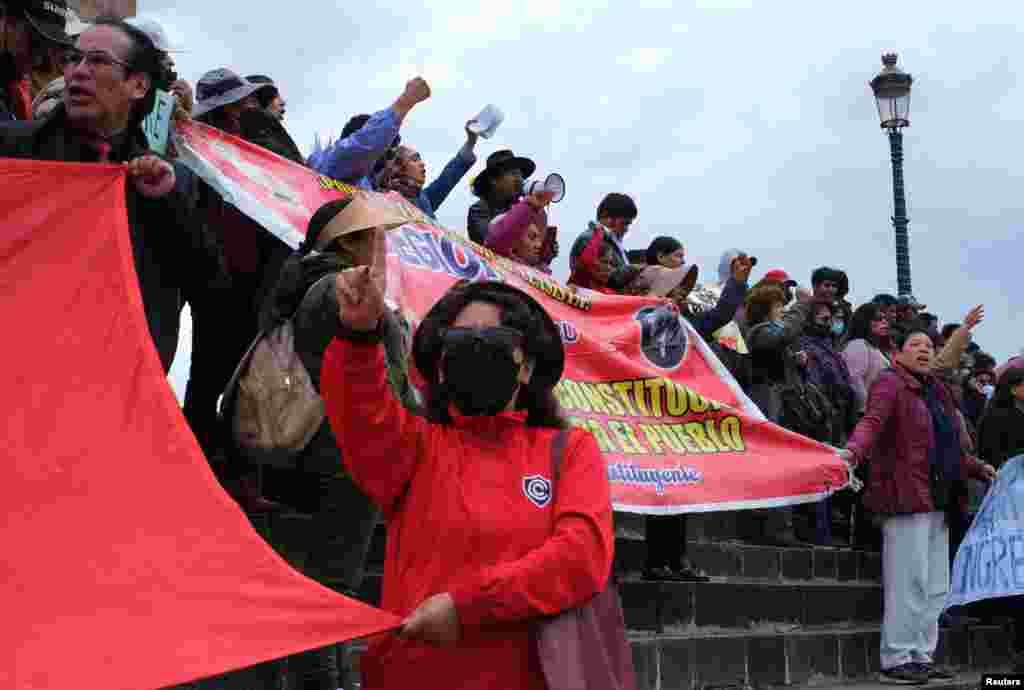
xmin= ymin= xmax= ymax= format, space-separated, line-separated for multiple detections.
xmin=523 ymin=475 xmax=553 ymax=508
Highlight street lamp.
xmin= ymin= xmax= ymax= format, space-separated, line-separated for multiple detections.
xmin=870 ymin=53 xmax=914 ymax=298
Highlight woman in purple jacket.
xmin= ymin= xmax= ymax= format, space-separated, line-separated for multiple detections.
xmin=841 ymin=321 xmax=996 ymax=685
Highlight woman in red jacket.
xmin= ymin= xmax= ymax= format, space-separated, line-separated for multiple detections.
xmin=841 ymin=321 xmax=995 ymax=685
xmin=321 ymin=229 xmax=615 ymax=689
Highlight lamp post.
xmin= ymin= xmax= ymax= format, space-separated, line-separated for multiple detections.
xmin=870 ymin=53 xmax=914 ymax=298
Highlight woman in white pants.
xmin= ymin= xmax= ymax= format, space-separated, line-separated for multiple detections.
xmin=841 ymin=321 xmax=995 ymax=685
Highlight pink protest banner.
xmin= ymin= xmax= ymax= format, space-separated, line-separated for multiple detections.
xmin=174 ymin=121 xmax=849 ymax=514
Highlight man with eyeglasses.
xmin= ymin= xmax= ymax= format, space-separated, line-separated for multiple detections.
xmin=0 ymin=0 xmax=71 ymax=120
xmin=0 ymin=16 xmax=215 ymax=376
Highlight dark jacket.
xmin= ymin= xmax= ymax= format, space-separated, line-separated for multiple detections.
xmin=797 ymin=328 xmax=858 ymax=445
xmin=257 ymin=252 xmax=420 ymax=474
xmin=239 ymin=108 xmax=304 ymax=166
xmin=746 ymin=302 xmax=812 ymax=421
xmin=468 ymin=196 xmax=503 ymax=244
xmin=183 ymin=116 xmax=295 ymax=457
xmin=977 ymin=404 xmax=1024 ymax=469
xmin=0 ymin=105 xmax=211 ymax=371
xmin=847 ymin=364 xmax=986 ymax=516
xmin=684 ymin=277 xmax=747 ymax=341
xmin=961 ymin=387 xmax=988 ymax=430
xmin=467 ymin=197 xmax=512 ymax=245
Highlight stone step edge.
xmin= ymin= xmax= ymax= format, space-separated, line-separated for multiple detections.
xmin=616 ymin=532 xmax=873 ymax=552
xmin=626 ymin=623 xmax=1008 ymax=642
xmin=341 ymin=623 xmax=1010 ymax=647
xmin=798 ymin=671 xmax=1009 ymax=690
xmin=617 ymin=574 xmax=882 ymax=588
xmin=341 ymin=572 xmax=884 ymax=588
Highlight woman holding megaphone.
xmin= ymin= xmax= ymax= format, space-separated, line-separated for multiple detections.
xmin=484 ymin=186 xmax=560 ymax=272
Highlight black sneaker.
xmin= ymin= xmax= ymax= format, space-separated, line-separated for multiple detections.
xmin=643 ymin=565 xmax=709 ymax=582
xmin=674 ymin=561 xmax=711 ymax=582
xmin=878 ymin=663 xmax=930 ymax=685
xmin=919 ymin=663 xmax=955 ymax=680
xmin=643 ymin=566 xmax=678 ymax=581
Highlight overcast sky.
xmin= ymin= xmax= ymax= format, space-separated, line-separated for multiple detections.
xmin=153 ymin=1 xmax=1022 ymax=397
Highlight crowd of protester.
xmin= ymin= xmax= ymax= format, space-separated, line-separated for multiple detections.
xmin=3 ymin=3 xmax=1023 ymax=687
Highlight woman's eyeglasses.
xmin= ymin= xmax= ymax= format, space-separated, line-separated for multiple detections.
xmin=61 ymin=49 xmax=133 ymax=71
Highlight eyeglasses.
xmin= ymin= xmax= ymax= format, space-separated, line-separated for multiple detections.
xmin=440 ymin=326 xmax=525 ymax=351
xmin=61 ymin=49 xmax=133 ymax=71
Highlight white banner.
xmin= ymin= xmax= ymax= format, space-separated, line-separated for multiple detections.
xmin=946 ymin=454 xmax=1024 ymax=609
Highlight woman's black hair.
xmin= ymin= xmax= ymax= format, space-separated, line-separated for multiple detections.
xmin=811 ymin=266 xmax=850 ymax=299
xmin=989 ymin=367 xmax=1024 ymax=411
xmin=889 ymin=319 xmax=931 ymax=352
xmin=645 ymin=236 xmax=682 ymax=266
xmin=415 ymin=283 xmax=566 ymax=429
xmin=848 ymin=302 xmax=885 ymax=349
xmin=298 ymin=198 xmax=354 ymax=254
xmin=90 ymin=16 xmax=162 ymax=131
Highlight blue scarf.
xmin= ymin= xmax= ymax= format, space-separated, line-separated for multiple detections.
xmin=921 ymin=379 xmax=962 ymax=509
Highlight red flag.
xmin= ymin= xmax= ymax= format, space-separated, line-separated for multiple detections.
xmin=0 ymin=160 xmax=400 ymax=690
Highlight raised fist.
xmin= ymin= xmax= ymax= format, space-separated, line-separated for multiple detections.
xmin=403 ymin=77 xmax=431 ymax=105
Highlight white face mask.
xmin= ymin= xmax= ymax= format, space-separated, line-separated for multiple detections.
xmin=982 ymin=384 xmax=995 ymax=400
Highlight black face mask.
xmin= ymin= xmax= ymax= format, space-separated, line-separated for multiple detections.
xmin=440 ymin=326 xmax=525 ymax=417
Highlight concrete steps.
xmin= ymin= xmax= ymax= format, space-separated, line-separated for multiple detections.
xmin=262 ymin=510 xmax=1015 ymax=689
xmin=628 ymin=625 xmax=1012 ymax=689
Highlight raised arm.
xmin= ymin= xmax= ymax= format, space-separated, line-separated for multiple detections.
xmin=747 ymin=301 xmax=811 ymax=353
xmin=484 ymin=199 xmax=534 ymax=258
xmin=934 ymin=305 xmax=983 ymax=373
xmin=691 ymin=273 xmax=748 ymax=339
xmin=308 ymin=78 xmax=431 ymax=182
xmin=320 ymin=230 xmax=429 ymax=515
xmin=422 ymin=122 xmax=479 ymax=212
xmin=321 ymin=337 xmax=427 ymax=516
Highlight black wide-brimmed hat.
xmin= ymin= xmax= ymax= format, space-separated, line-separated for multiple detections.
xmin=412 ymin=281 xmax=564 ymax=392
xmin=471 ymin=150 xmax=536 ymax=197
xmin=246 ymin=74 xmax=278 ymax=95
xmin=14 ymin=0 xmax=72 ymax=45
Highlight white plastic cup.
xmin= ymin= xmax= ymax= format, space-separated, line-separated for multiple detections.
xmin=468 ymin=104 xmax=505 ymax=139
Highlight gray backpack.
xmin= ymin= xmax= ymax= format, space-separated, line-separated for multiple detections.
xmin=219 ymin=276 xmax=333 ymax=465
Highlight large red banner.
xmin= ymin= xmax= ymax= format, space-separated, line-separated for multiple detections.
xmin=0 ymin=161 xmax=399 ymax=690
xmin=175 ymin=121 xmax=849 ymax=514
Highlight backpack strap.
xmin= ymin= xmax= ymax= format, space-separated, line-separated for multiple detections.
xmin=549 ymin=428 xmax=570 ymax=502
